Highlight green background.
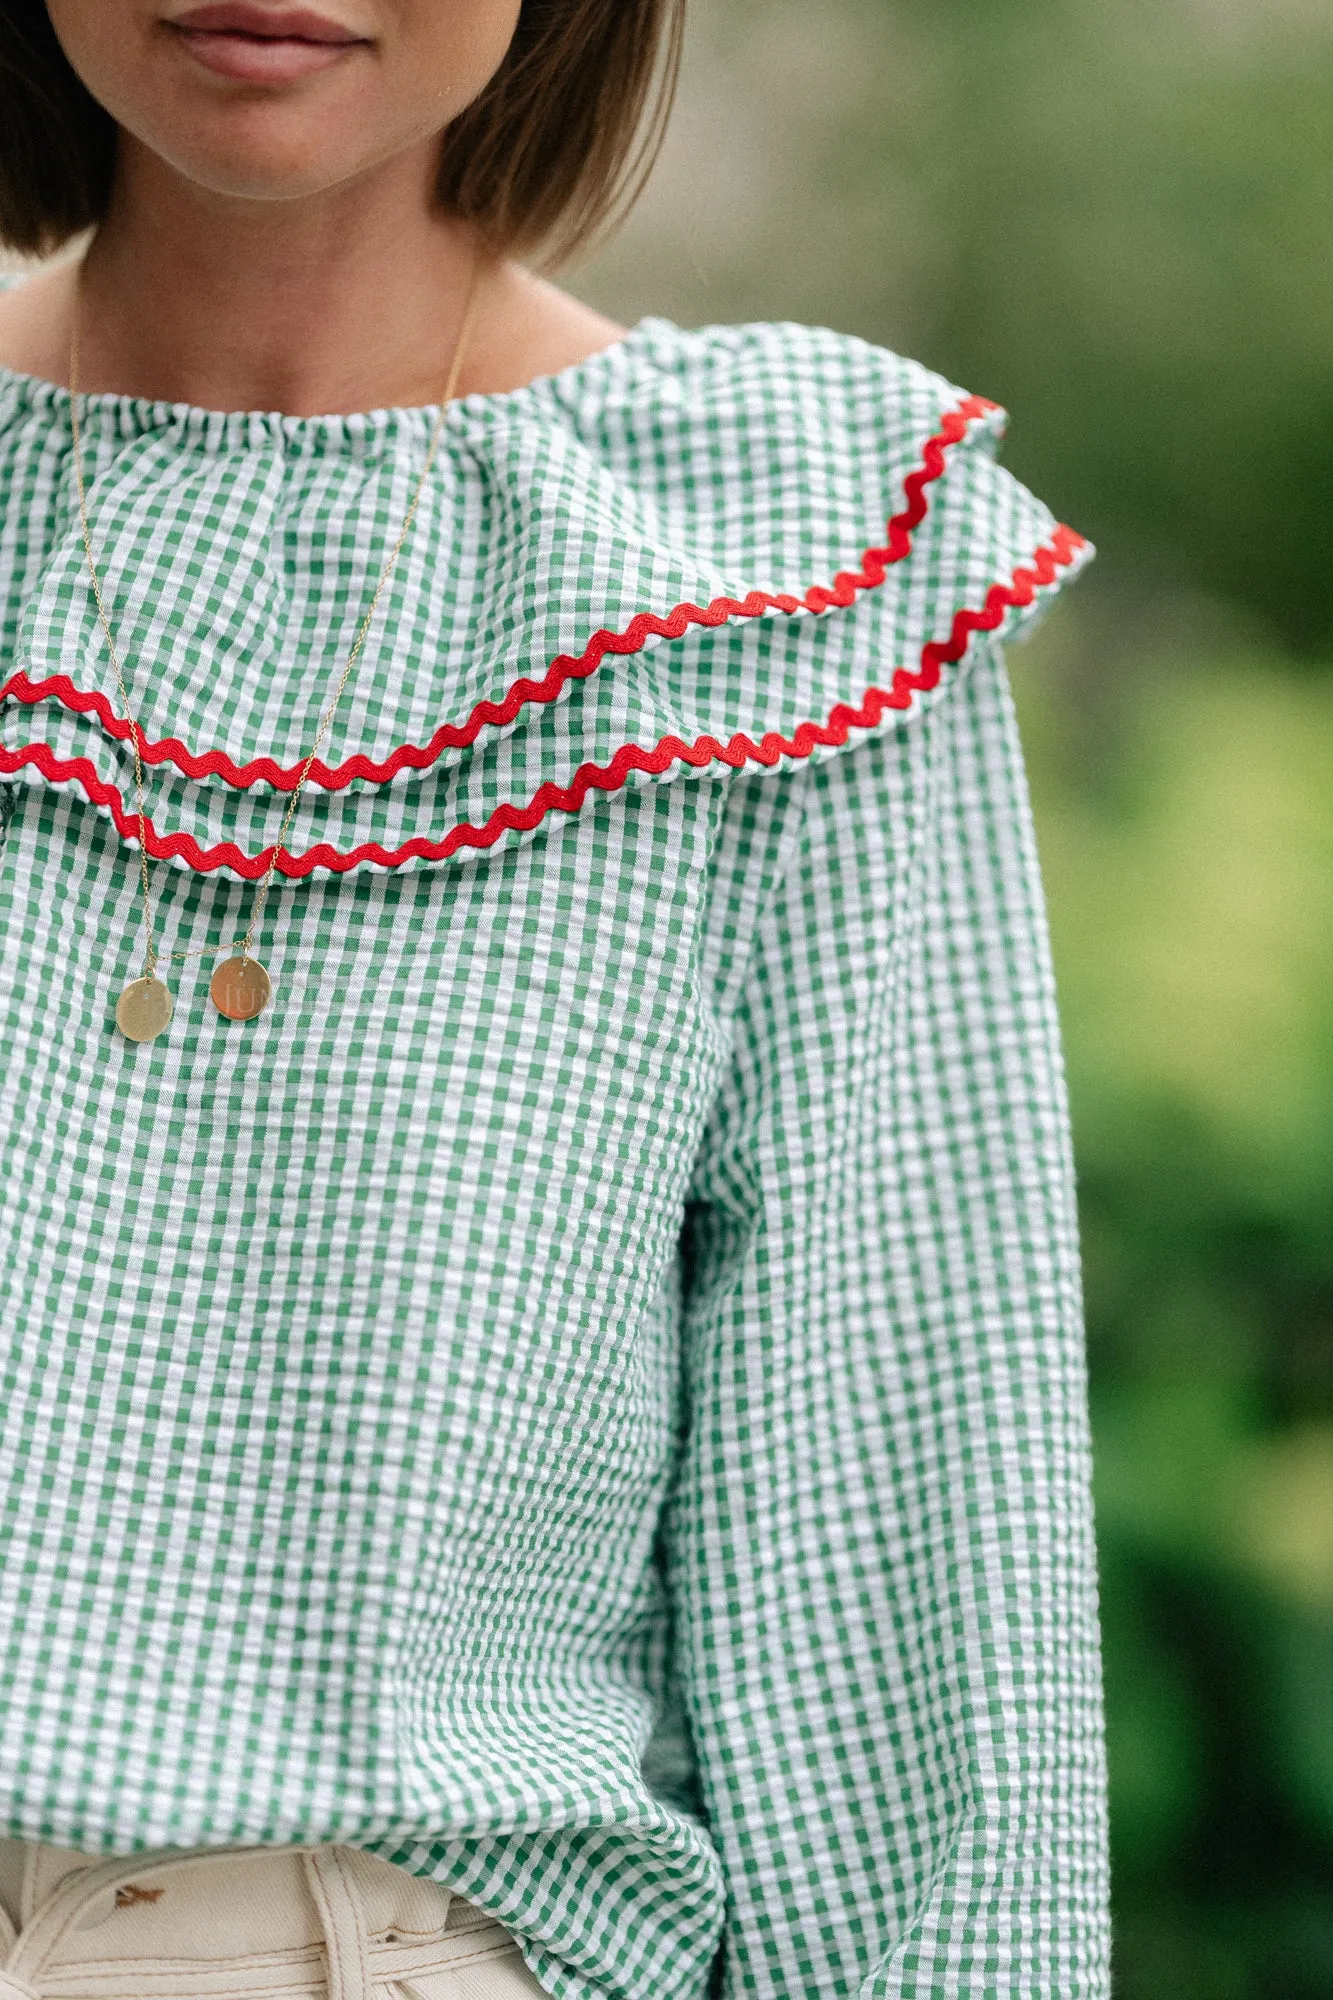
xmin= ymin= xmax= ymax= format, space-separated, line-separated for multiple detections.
xmin=579 ymin=3 xmax=1333 ymax=1991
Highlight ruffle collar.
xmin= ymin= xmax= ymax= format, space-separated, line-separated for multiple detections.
xmin=0 ymin=320 xmax=1090 ymax=878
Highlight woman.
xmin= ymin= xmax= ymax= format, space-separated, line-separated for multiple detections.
xmin=0 ymin=2 xmax=1110 ymax=1995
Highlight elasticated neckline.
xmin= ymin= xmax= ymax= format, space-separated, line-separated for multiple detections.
xmin=0 ymin=267 xmax=660 ymax=449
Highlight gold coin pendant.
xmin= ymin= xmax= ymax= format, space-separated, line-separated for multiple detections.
xmin=116 ymin=976 xmax=174 ymax=1044
xmin=210 ymin=955 xmax=272 ymax=1022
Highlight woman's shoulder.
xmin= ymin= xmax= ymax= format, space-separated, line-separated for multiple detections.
xmin=525 ymin=314 xmax=1076 ymax=597
xmin=0 ymin=262 xmax=78 ymax=387
xmin=543 ymin=314 xmax=984 ymax=484
xmin=560 ymin=315 xmax=973 ymax=448
xmin=512 ymin=314 xmax=1090 ymax=675
xmin=609 ymin=315 xmax=968 ymax=438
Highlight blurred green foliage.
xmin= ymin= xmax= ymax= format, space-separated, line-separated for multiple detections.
xmin=882 ymin=0 xmax=1333 ymax=656
xmin=580 ymin=2 xmax=1333 ymax=1989
xmin=1014 ymin=626 xmax=1333 ymax=1997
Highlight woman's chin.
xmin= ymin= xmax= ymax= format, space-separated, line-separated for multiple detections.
xmin=107 ymin=33 xmax=394 ymax=203
xmin=126 ymin=105 xmax=388 ymax=204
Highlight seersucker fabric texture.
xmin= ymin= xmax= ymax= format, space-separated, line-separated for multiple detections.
xmin=0 ymin=313 xmax=1110 ymax=1998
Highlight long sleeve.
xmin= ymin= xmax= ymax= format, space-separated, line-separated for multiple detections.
xmin=667 ymin=639 xmax=1110 ymax=1997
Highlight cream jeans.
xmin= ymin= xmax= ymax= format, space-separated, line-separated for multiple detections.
xmin=0 ymin=1843 xmax=547 ymax=2000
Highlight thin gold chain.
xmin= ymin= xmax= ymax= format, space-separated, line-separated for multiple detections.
xmin=68 ymin=255 xmax=485 ymax=977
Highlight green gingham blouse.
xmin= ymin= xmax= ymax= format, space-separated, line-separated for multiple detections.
xmin=0 ymin=314 xmax=1110 ymax=1998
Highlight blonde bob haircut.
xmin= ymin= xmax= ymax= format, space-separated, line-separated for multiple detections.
xmin=0 ymin=0 xmax=687 ymax=261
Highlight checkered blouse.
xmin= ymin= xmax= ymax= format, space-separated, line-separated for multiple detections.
xmin=0 ymin=316 xmax=1110 ymax=1998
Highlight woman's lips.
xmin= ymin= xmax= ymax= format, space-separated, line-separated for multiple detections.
xmin=167 ymin=5 xmax=369 ymax=85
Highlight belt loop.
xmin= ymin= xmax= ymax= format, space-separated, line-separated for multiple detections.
xmin=303 ymin=1849 xmax=373 ymax=2000
xmin=17 ymin=1850 xmax=40 ymax=1933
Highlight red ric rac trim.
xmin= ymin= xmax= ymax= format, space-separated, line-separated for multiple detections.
xmin=0 ymin=394 xmax=999 ymax=792
xmin=0 ymin=528 xmax=1087 ymax=878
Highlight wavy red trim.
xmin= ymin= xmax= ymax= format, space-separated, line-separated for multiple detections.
xmin=0 ymin=394 xmax=1000 ymax=793
xmin=0 ymin=526 xmax=1087 ymax=878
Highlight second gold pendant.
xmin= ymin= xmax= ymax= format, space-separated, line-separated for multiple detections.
xmin=210 ymin=957 xmax=272 ymax=1022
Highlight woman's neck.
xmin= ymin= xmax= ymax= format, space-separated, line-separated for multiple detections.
xmin=0 ymin=136 xmax=626 ymax=415
xmin=82 ymin=134 xmax=485 ymax=412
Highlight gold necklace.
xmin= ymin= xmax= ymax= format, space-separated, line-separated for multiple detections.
xmin=68 ymin=258 xmax=484 ymax=1046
